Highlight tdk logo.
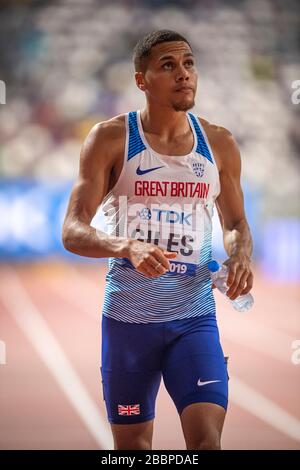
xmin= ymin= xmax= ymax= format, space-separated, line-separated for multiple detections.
xmin=139 ymin=208 xmax=192 ymax=225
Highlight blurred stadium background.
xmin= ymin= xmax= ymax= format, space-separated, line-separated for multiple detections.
xmin=0 ymin=0 xmax=299 ymax=450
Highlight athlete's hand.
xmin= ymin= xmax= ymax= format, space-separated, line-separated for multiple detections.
xmin=223 ymin=254 xmax=253 ymax=300
xmin=126 ymin=239 xmax=177 ymax=278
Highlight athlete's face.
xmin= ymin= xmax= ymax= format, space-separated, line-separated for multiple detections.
xmin=135 ymin=41 xmax=198 ymax=112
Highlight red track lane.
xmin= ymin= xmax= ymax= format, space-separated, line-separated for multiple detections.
xmin=0 ymin=262 xmax=299 ymax=449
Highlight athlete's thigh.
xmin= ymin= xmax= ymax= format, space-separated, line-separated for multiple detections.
xmin=110 ymin=419 xmax=154 ymax=450
xmin=161 ymin=315 xmax=229 ymax=417
xmin=180 ymin=402 xmax=226 ymax=449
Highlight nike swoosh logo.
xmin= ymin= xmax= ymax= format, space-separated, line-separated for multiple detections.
xmin=197 ymin=379 xmax=221 ymax=387
xmin=136 ymin=165 xmax=165 ymax=176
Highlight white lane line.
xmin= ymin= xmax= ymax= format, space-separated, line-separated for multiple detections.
xmin=230 ymin=375 xmax=300 ymax=442
xmin=0 ymin=339 xmax=6 ymax=365
xmin=0 ymin=267 xmax=113 ymax=450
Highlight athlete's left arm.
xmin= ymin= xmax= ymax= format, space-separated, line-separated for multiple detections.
xmin=214 ymin=130 xmax=253 ymax=300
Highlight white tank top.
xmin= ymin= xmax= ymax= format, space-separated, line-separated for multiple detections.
xmin=100 ymin=109 xmax=220 ymax=323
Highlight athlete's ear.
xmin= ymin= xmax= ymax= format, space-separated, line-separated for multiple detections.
xmin=135 ymin=71 xmax=145 ymax=91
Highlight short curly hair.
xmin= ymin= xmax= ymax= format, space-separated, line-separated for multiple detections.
xmin=133 ymin=29 xmax=191 ymax=73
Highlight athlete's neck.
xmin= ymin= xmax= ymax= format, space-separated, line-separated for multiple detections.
xmin=140 ymin=105 xmax=191 ymax=141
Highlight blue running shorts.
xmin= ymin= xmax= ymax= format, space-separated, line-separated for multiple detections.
xmin=100 ymin=314 xmax=229 ymax=424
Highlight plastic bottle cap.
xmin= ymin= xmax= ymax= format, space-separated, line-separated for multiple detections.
xmin=208 ymin=260 xmax=220 ymax=272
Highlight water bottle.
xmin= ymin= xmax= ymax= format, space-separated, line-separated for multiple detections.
xmin=208 ymin=259 xmax=254 ymax=312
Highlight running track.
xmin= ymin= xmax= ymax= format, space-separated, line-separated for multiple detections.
xmin=0 ymin=262 xmax=299 ymax=450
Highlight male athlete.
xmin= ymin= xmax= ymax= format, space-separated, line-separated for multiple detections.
xmin=62 ymin=30 xmax=253 ymax=450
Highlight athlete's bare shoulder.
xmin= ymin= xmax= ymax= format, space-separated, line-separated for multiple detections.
xmin=90 ymin=113 xmax=126 ymax=151
xmin=199 ymin=117 xmax=232 ymax=140
xmin=80 ymin=113 xmax=126 ymax=174
xmin=96 ymin=113 xmax=125 ymax=133
xmin=198 ymin=117 xmax=240 ymax=173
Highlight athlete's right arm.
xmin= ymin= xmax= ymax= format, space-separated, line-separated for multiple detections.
xmin=62 ymin=121 xmax=176 ymax=277
xmin=62 ymin=120 xmax=129 ymax=259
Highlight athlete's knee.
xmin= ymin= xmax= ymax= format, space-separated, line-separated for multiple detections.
xmin=114 ymin=436 xmax=152 ymax=450
xmin=197 ymin=438 xmax=221 ymax=450
xmin=187 ymin=436 xmax=221 ymax=450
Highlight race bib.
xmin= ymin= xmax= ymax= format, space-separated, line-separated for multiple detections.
xmin=125 ymin=202 xmax=205 ymax=276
